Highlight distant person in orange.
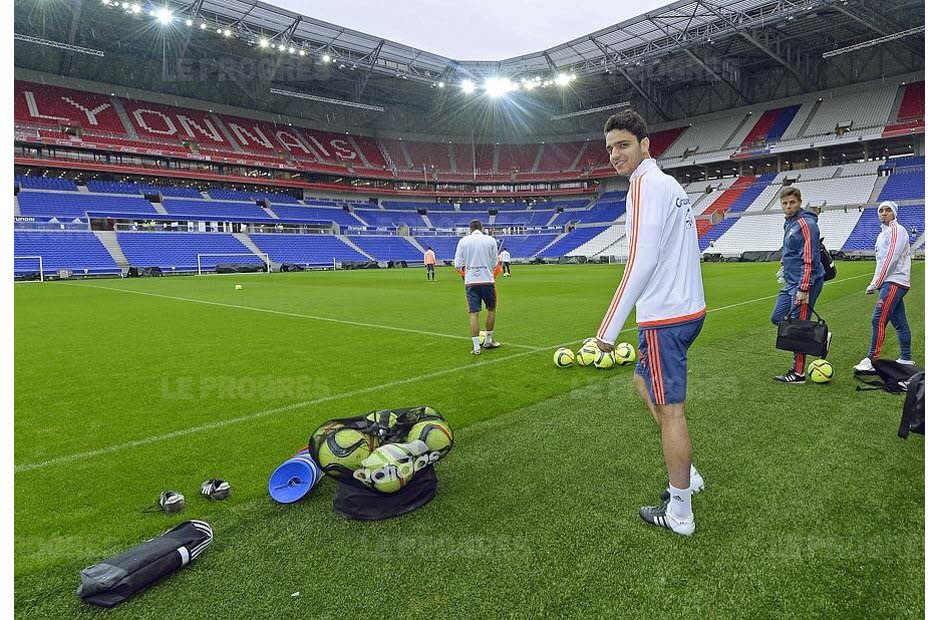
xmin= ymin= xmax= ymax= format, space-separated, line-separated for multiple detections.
xmin=424 ymin=246 xmax=437 ymax=281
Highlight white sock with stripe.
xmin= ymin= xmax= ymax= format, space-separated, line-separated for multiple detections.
xmin=471 ymin=336 xmax=481 ymax=352
xmin=667 ymin=485 xmax=692 ymax=520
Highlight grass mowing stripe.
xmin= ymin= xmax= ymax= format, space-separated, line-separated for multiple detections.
xmin=71 ymin=283 xmax=543 ymax=351
xmin=16 ymin=271 xmax=881 ymax=475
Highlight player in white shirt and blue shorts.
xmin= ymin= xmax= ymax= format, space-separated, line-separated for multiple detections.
xmin=594 ymin=109 xmax=707 ymax=536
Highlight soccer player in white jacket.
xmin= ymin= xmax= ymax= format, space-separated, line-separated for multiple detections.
xmin=854 ymin=201 xmax=914 ymax=371
xmin=455 ymin=220 xmax=501 ymax=355
xmin=594 ymin=109 xmax=706 ymax=536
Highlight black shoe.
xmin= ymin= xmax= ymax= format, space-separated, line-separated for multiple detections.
xmin=639 ymin=500 xmax=695 ymax=536
xmin=773 ymin=370 xmax=805 ymax=383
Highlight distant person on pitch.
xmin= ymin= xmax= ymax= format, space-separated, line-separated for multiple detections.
xmin=499 ymin=248 xmax=512 ymax=277
xmin=454 ymin=219 xmax=501 ymax=355
xmin=854 ymin=201 xmax=914 ymax=371
xmin=593 ymin=109 xmax=706 ymax=537
xmin=770 ymin=186 xmax=825 ymax=383
xmin=424 ymin=246 xmax=437 ymax=281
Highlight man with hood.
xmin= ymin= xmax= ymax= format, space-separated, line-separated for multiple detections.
xmin=854 ymin=201 xmax=914 ymax=371
xmin=770 ymin=186 xmax=825 ymax=383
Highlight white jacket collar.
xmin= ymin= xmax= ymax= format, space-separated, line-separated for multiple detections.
xmin=630 ymin=158 xmax=657 ymax=181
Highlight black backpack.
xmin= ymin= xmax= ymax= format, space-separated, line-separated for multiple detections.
xmin=898 ymin=371 xmax=925 ymax=438
xmin=856 ymin=359 xmax=923 ymax=394
xmin=820 ymin=238 xmax=837 ymax=281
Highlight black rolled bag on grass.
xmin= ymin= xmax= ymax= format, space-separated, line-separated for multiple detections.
xmin=309 ymin=406 xmax=454 ymax=521
xmin=77 ymin=520 xmax=213 ymax=608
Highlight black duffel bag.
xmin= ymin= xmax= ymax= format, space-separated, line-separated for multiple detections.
xmin=776 ymin=308 xmax=829 ymax=357
xmin=77 ymin=520 xmax=213 ymax=607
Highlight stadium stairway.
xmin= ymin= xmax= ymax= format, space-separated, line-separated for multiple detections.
xmin=111 ymin=98 xmax=139 ymax=138
xmin=531 ymin=231 xmax=567 ymax=257
xmin=262 ymin=205 xmax=280 ymax=219
xmin=868 ymin=176 xmax=889 ymax=203
xmin=14 ymin=196 xmax=21 ymax=216
xmin=93 ymin=230 xmax=130 ymax=270
xmin=151 ymin=200 xmax=169 ymax=216
xmin=338 ymin=235 xmax=376 ymax=260
xmin=404 ymin=236 xmax=427 ymax=254
xmin=233 ymin=233 xmax=270 ymax=262
xmin=420 ymin=213 xmax=434 ymax=228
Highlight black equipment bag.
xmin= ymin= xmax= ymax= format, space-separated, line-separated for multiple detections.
xmin=77 ymin=520 xmax=213 ymax=607
xmin=855 ymin=359 xmax=923 ymax=394
xmin=333 ymin=466 xmax=438 ymax=521
xmin=775 ymin=308 xmax=829 ymax=357
xmin=820 ymin=238 xmax=837 ymax=281
xmin=898 ymin=372 xmax=925 ymax=438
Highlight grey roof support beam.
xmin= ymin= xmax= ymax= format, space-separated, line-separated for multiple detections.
xmin=589 ymin=35 xmax=671 ymax=122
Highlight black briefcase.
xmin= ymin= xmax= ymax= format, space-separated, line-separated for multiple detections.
xmin=776 ymin=308 xmax=829 ymax=357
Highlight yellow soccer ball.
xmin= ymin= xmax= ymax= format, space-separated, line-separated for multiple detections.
xmin=594 ymin=350 xmax=616 ymax=369
xmin=576 ymin=344 xmax=600 ymax=366
xmin=614 ymin=343 xmax=637 ymax=365
xmin=808 ymin=359 xmax=833 ymax=383
xmin=554 ymin=348 xmax=575 ymax=368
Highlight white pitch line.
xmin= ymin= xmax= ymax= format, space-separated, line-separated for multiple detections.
xmin=14 ymin=347 xmax=540 ymax=474
xmin=72 ymin=283 xmax=542 ymax=351
xmin=18 ymin=267 xmax=900 ymax=473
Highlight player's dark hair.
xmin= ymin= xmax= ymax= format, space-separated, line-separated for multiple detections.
xmin=469 ymin=219 xmax=483 ymax=231
xmin=603 ymin=109 xmax=649 ymax=141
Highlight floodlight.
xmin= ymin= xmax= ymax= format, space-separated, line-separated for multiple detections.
xmin=199 ymin=23 xmax=207 ymax=29
xmin=259 ymin=38 xmax=269 ymax=48
xmin=555 ymin=73 xmax=573 ymax=86
xmin=298 ymin=49 xmax=306 ymax=56
xmin=437 ymin=81 xmax=444 ymax=88
xmin=278 ymin=44 xmax=285 ymax=51
xmin=322 ymin=53 xmax=331 ymax=62
xmin=185 ymin=19 xmax=193 ymax=27
xmin=131 ymin=3 xmax=142 ymax=12
xmin=288 ymin=47 xmax=295 ymax=54
xmin=461 ymin=79 xmax=475 ymax=94
xmin=223 ymin=29 xmax=231 ymax=37
xmin=485 ymin=77 xmax=516 ymax=97
xmin=155 ymin=7 xmax=173 ymax=25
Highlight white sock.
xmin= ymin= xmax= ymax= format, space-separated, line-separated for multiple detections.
xmin=667 ymin=485 xmax=692 ymax=520
xmin=484 ymin=330 xmax=493 ymax=343
xmin=471 ymin=336 xmax=481 ymax=351
xmin=690 ymin=464 xmax=700 ymax=480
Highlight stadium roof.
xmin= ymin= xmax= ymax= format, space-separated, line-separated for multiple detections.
xmin=159 ymin=0 xmax=923 ymax=87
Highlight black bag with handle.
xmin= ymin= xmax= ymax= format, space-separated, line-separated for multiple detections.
xmin=775 ymin=308 xmax=829 ymax=357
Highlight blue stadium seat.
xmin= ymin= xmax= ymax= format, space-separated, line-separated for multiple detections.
xmin=249 ymin=234 xmax=369 ymax=266
xmin=116 ymin=232 xmax=262 ymax=271
xmin=162 ymin=199 xmax=274 ymax=220
xmin=14 ymin=231 xmax=119 ymax=274
xmin=537 ymin=227 xmax=607 ymax=257
xmin=17 ymin=191 xmax=158 ymax=219
xmin=14 ymin=176 xmax=78 ymax=191
xmin=347 ymin=236 xmax=424 ymax=261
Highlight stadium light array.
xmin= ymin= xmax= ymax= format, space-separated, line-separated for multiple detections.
xmin=484 ymin=77 xmax=517 ymax=98
xmin=461 ymin=79 xmax=475 ymax=94
xmin=154 ymin=7 xmax=173 ymax=25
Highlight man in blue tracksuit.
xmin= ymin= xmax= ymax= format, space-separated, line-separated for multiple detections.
xmin=770 ymin=186 xmax=825 ymax=383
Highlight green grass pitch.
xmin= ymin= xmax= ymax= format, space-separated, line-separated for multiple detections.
xmin=14 ymin=261 xmax=924 ymax=618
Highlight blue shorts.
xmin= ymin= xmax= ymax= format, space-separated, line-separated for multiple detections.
xmin=636 ymin=316 xmax=704 ymax=406
xmin=466 ymin=284 xmax=496 ymax=313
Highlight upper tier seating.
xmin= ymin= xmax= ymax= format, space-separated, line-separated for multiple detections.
xmin=268 ymin=205 xmax=362 ymax=226
xmin=15 ymin=175 xmax=78 ymax=191
xmin=162 ymin=199 xmax=273 ymax=220
xmin=17 ymin=191 xmax=157 ymax=219
xmin=85 ymin=180 xmax=202 ymax=198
